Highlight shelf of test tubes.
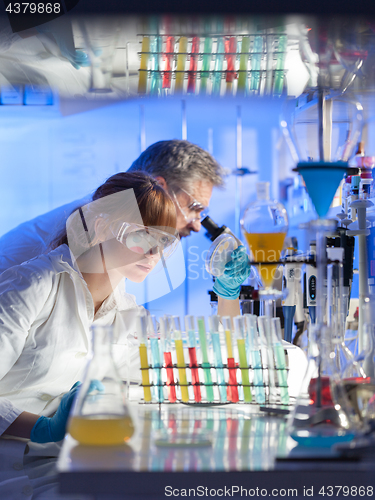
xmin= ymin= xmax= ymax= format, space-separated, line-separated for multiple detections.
xmin=137 ymin=33 xmax=288 ymax=97
xmin=136 ymin=314 xmax=291 ymax=407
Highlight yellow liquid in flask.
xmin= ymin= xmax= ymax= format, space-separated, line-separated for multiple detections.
xmin=68 ymin=415 xmax=134 ymax=445
xmin=244 ymin=232 xmax=286 ymax=288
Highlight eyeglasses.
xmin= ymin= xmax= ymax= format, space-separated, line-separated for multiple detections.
xmin=114 ymin=223 xmax=179 ymax=257
xmin=171 ymin=187 xmax=209 ymax=224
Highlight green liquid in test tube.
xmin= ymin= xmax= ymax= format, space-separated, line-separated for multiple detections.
xmin=273 ymin=32 xmax=287 ymax=95
xmin=234 ymin=316 xmax=252 ymax=403
xmin=212 ymin=37 xmax=224 ymax=95
xmin=237 ymin=36 xmax=250 ymax=94
xmin=148 ymin=315 xmax=163 ymax=402
xmin=150 ymin=36 xmax=162 ymax=96
xmin=244 ymin=314 xmax=265 ymax=404
xmin=271 ymin=318 xmax=289 ymax=404
xmin=250 ymin=35 xmax=263 ymax=92
xmin=172 ymin=316 xmax=189 ymax=402
xmin=200 ymin=36 xmax=213 ymax=94
xmin=197 ymin=317 xmax=214 ymax=402
xmin=208 ymin=315 xmax=227 ymax=402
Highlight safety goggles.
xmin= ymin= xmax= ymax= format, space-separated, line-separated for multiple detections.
xmin=113 ymin=222 xmax=179 ymax=258
xmin=171 ymin=187 xmax=209 ymax=224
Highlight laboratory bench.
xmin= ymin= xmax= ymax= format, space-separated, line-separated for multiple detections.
xmin=57 ymin=395 xmax=375 ymax=499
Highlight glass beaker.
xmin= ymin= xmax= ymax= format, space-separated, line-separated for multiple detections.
xmin=68 ymin=325 xmax=134 ymax=445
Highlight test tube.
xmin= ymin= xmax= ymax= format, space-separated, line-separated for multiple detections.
xmin=270 ymin=318 xmax=289 ymax=404
xmin=172 ymin=316 xmax=189 ymax=402
xmin=222 ymin=316 xmax=239 ymax=403
xmin=138 ymin=37 xmax=151 ymax=94
xmin=244 ymin=314 xmax=266 ymax=404
xmin=136 ymin=313 xmax=152 ymax=402
xmin=148 ymin=315 xmax=163 ymax=402
xmin=212 ymin=37 xmax=225 ymax=95
xmin=175 ymin=36 xmax=188 ymax=92
xmin=224 ymin=36 xmax=236 ymax=94
xmin=237 ymin=36 xmax=250 ymax=94
xmin=257 ymin=315 xmax=277 ymax=404
xmin=273 ymin=33 xmax=287 ymax=95
xmin=187 ymin=37 xmax=200 ymax=94
xmin=185 ymin=315 xmax=201 ymax=402
xmin=233 ymin=316 xmax=252 ymax=403
xmin=150 ymin=36 xmax=162 ymax=96
xmin=200 ymin=34 xmax=213 ymax=94
xmin=159 ymin=316 xmax=176 ymax=403
xmin=197 ymin=317 xmax=214 ymax=403
xmin=250 ymin=35 xmax=262 ymax=93
xmin=163 ymin=36 xmax=175 ymax=89
xmin=208 ymin=315 xmax=227 ymax=402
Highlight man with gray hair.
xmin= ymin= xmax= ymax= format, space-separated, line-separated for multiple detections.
xmin=0 ymin=140 xmax=224 ymax=273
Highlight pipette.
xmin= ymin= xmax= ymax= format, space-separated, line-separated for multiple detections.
xmin=148 ymin=315 xmax=163 ymax=402
xmin=137 ymin=313 xmax=152 ymax=402
xmin=163 ymin=36 xmax=175 ymax=89
xmin=224 ymin=36 xmax=236 ymax=95
xmin=138 ymin=37 xmax=150 ymax=94
xmin=187 ymin=36 xmax=200 ymax=94
xmin=197 ymin=316 xmax=214 ymax=403
xmin=172 ymin=316 xmax=189 ymax=402
xmin=237 ymin=36 xmax=250 ymax=94
xmin=282 ymin=247 xmax=296 ymax=343
xmin=233 ymin=316 xmax=252 ymax=403
xmin=222 ymin=316 xmax=239 ymax=402
xmin=244 ymin=314 xmax=266 ymax=404
xmin=270 ymin=317 xmax=289 ymax=404
xmin=185 ymin=315 xmax=202 ymax=402
xmin=208 ymin=315 xmax=227 ymax=402
xmin=159 ymin=316 xmax=176 ymax=403
xmin=175 ymin=36 xmax=188 ymax=92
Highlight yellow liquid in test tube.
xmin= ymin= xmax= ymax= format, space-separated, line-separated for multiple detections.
xmin=174 ymin=339 xmax=189 ymax=402
xmin=244 ymin=232 xmax=286 ymax=288
xmin=175 ymin=37 xmax=188 ymax=92
xmin=139 ymin=343 xmax=152 ymax=402
xmin=138 ymin=37 xmax=150 ymax=94
xmin=68 ymin=415 xmax=134 ymax=445
xmin=225 ymin=330 xmax=233 ymax=358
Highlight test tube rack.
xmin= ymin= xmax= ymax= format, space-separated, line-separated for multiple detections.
xmin=137 ymin=315 xmax=291 ymax=408
xmin=137 ymin=33 xmax=288 ymax=97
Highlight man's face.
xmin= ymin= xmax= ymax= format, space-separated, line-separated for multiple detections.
xmin=173 ymin=181 xmax=213 ymax=238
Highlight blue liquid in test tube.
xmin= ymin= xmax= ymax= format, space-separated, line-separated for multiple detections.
xmin=148 ymin=315 xmax=163 ymax=402
xmin=244 ymin=314 xmax=265 ymax=404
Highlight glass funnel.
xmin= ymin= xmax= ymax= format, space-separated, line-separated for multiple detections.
xmin=67 ymin=325 xmax=134 ymax=446
xmin=240 ymin=181 xmax=288 ymax=301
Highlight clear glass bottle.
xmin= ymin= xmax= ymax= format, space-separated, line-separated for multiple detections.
xmin=68 ymin=325 xmax=134 ymax=445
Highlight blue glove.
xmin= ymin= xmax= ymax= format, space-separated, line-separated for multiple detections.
xmin=213 ymin=246 xmax=251 ymax=300
xmin=30 ymin=382 xmax=81 ymax=443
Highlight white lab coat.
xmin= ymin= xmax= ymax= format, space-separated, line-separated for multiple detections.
xmin=0 ymin=244 xmax=143 ymax=499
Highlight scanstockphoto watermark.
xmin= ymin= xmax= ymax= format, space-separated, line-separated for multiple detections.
xmin=4 ymin=0 xmax=80 ymax=33
xmin=165 ymin=486 xmax=299 ymax=497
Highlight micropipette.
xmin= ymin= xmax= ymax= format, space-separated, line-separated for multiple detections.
xmin=185 ymin=315 xmax=202 ymax=402
xmin=187 ymin=36 xmax=200 ymax=94
xmin=222 ymin=316 xmax=239 ymax=402
xmin=244 ymin=314 xmax=266 ymax=404
xmin=148 ymin=315 xmax=163 ymax=402
xmin=197 ymin=316 xmax=214 ymax=403
xmin=208 ymin=315 xmax=227 ymax=402
xmin=137 ymin=313 xmax=152 ymax=402
xmin=234 ymin=316 xmax=252 ymax=403
xmin=282 ymin=247 xmax=296 ymax=343
xmin=172 ymin=316 xmax=189 ymax=402
xmin=160 ymin=316 xmax=176 ymax=403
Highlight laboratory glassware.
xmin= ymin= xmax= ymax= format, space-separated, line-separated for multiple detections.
xmin=137 ymin=313 xmax=152 ymax=402
xmin=244 ymin=314 xmax=266 ymax=404
xmin=197 ymin=316 xmax=214 ymax=403
xmin=222 ymin=316 xmax=239 ymax=403
xmin=185 ymin=315 xmax=202 ymax=403
xmin=148 ymin=315 xmax=163 ymax=403
xmin=208 ymin=315 xmax=227 ymax=403
xmin=233 ymin=316 xmax=252 ymax=403
xmin=160 ymin=316 xmax=177 ymax=403
xmin=172 ymin=316 xmax=189 ymax=402
xmin=68 ymin=325 xmax=134 ymax=445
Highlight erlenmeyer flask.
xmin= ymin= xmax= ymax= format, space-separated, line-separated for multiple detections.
xmin=291 ymin=324 xmax=358 ymax=444
xmin=68 ymin=325 xmax=134 ymax=445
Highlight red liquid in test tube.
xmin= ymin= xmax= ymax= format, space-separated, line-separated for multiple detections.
xmin=227 ymin=358 xmax=239 ymax=403
xmin=163 ymin=36 xmax=175 ymax=89
xmin=164 ymin=351 xmax=177 ymax=403
xmin=188 ymin=347 xmax=202 ymax=402
xmin=225 ymin=37 xmax=236 ymax=84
